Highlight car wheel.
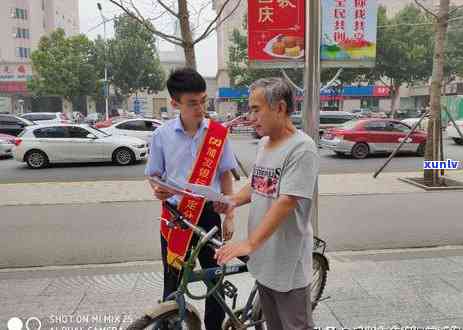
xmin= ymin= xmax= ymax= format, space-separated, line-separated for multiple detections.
xmin=416 ymin=142 xmax=426 ymax=156
xmin=113 ymin=147 xmax=135 ymax=166
xmin=453 ymin=138 xmax=463 ymax=145
xmin=25 ymin=150 xmax=49 ymax=169
xmin=351 ymin=142 xmax=369 ymax=159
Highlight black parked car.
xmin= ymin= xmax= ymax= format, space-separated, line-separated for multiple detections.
xmin=0 ymin=114 xmax=35 ymax=136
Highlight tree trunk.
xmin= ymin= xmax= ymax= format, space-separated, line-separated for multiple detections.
xmin=389 ymin=83 xmax=400 ymax=118
xmin=178 ymin=0 xmax=197 ymax=69
xmin=63 ymin=97 xmax=73 ymax=115
xmin=424 ymin=0 xmax=449 ymax=186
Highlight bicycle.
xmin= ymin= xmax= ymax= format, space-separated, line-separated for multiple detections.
xmin=126 ymin=201 xmax=329 ymax=330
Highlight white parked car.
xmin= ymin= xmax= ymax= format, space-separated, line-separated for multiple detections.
xmin=13 ymin=124 xmax=148 ymax=169
xmin=21 ymin=112 xmax=71 ymax=125
xmin=447 ymin=119 xmax=463 ymax=145
xmin=100 ymin=118 xmax=162 ymax=145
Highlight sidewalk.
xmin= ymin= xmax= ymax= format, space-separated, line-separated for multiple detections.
xmin=1 ymin=246 xmax=463 ymax=329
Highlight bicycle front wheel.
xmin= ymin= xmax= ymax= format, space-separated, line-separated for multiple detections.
xmin=126 ymin=309 xmax=201 ymax=330
xmin=311 ymin=252 xmax=329 ymax=311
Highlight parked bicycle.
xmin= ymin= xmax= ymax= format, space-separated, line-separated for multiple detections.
xmin=126 ymin=201 xmax=329 ymax=330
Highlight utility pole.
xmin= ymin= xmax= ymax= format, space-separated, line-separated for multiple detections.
xmin=303 ymin=0 xmax=321 ymax=235
xmin=97 ymin=3 xmax=109 ymax=121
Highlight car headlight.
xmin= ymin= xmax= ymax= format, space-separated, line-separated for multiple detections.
xmin=131 ymin=143 xmax=146 ymax=148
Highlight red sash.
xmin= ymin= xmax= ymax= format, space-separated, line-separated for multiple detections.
xmin=161 ymin=120 xmax=228 ymax=270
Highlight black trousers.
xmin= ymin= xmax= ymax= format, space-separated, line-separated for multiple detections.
xmin=160 ymin=202 xmax=225 ymax=330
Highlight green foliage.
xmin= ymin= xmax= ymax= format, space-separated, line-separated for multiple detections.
xmin=367 ymin=5 xmax=434 ymax=88
xmin=444 ymin=6 xmax=463 ymax=80
xmin=104 ymin=14 xmax=165 ymax=97
xmin=28 ymin=29 xmax=97 ymax=100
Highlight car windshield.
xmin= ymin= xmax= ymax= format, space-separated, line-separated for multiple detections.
xmin=86 ymin=126 xmax=111 ymax=137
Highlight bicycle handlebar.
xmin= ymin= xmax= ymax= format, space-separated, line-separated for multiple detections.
xmin=162 ymin=201 xmax=249 ymax=264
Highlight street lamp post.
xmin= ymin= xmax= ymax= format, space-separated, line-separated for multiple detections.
xmin=97 ymin=2 xmax=109 ymax=121
xmin=302 ymin=0 xmax=321 ymax=235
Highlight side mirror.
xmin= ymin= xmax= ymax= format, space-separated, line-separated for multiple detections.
xmin=86 ymin=133 xmax=97 ymax=139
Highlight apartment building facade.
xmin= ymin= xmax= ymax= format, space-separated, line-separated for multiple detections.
xmin=0 ymin=0 xmax=79 ymax=113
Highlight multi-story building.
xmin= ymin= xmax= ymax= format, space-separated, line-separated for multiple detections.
xmin=0 ymin=0 xmax=79 ymax=113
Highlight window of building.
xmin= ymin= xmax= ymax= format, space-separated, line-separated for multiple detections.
xmin=12 ymin=8 xmax=28 ymax=20
xmin=15 ymin=28 xmax=30 ymax=39
xmin=360 ymin=97 xmax=379 ymax=111
xmin=16 ymin=47 xmax=30 ymax=58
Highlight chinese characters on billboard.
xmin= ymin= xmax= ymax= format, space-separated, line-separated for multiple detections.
xmin=248 ymin=0 xmax=305 ymax=67
xmin=248 ymin=0 xmax=377 ymax=68
xmin=321 ymin=0 xmax=377 ymax=67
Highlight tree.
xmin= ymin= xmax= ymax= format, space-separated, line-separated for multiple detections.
xmin=28 ymin=29 xmax=97 ymax=111
xmin=413 ymin=0 xmax=453 ymax=186
xmin=100 ymin=14 xmax=165 ymax=98
xmin=367 ymin=5 xmax=434 ymax=116
xmin=108 ymin=0 xmax=243 ymax=69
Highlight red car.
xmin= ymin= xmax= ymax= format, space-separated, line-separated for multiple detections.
xmin=320 ymin=118 xmax=427 ymax=159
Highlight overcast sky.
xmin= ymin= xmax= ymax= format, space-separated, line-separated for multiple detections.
xmin=78 ymin=0 xmax=218 ymax=77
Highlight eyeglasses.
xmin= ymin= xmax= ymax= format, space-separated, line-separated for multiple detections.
xmin=179 ymin=99 xmax=208 ymax=110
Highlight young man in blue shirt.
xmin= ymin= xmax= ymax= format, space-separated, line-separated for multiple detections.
xmin=145 ymin=68 xmax=238 ymax=329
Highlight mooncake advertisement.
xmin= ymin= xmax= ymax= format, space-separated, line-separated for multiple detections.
xmin=248 ymin=0 xmax=305 ymax=67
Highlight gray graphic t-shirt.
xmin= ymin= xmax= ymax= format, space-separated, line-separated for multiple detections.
xmin=247 ymin=130 xmax=319 ymax=292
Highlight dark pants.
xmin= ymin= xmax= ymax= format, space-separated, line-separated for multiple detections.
xmin=161 ymin=202 xmax=225 ymax=330
xmin=257 ymin=282 xmax=315 ymax=330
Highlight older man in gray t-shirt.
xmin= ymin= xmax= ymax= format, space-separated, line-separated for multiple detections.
xmin=215 ymin=78 xmax=319 ymax=330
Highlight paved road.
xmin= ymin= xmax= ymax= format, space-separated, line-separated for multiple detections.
xmin=1 ymin=135 xmax=462 ymax=183
xmin=2 ymin=187 xmax=463 ymax=267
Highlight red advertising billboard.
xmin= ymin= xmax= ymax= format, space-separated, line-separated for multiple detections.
xmin=0 ymin=82 xmax=28 ymax=93
xmin=248 ymin=0 xmax=305 ymax=68
xmin=373 ymin=85 xmax=390 ymax=97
